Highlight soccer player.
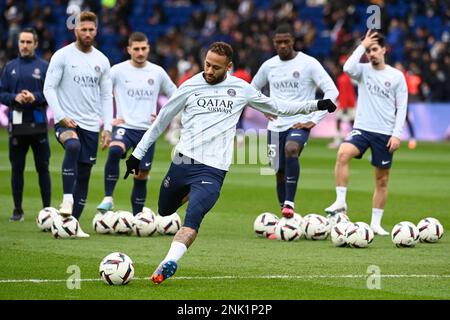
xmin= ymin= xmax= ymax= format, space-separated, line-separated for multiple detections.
xmin=324 ymin=30 xmax=408 ymax=236
xmin=251 ymin=24 xmax=339 ymax=219
xmin=123 ymin=42 xmax=337 ymax=284
xmin=43 ymin=11 xmax=113 ymax=237
xmin=96 ymin=32 xmax=177 ymax=215
xmin=0 ymin=28 xmax=51 ymax=221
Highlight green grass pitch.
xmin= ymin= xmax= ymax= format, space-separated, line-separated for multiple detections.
xmin=0 ymin=127 xmax=449 ymax=299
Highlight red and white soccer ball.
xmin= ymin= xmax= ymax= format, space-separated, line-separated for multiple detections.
xmin=99 ymin=252 xmax=134 ymax=285
xmin=391 ymin=221 xmax=420 ymax=248
xmin=133 ymin=209 xmax=157 ymax=237
xmin=51 ymin=215 xmax=79 ymax=239
xmin=301 ymin=213 xmax=330 ymax=240
xmin=417 ymin=217 xmax=444 ymax=243
xmin=92 ymin=211 xmax=117 ymax=234
xmin=331 ymin=221 xmax=351 ymax=247
xmin=156 ymin=212 xmax=182 ymax=235
xmin=253 ymin=212 xmax=279 ymax=237
xmin=36 ymin=207 xmax=59 ymax=231
xmin=274 ymin=217 xmax=302 ymax=241
xmin=345 ymin=222 xmax=374 ymax=248
xmin=112 ymin=210 xmax=135 ymax=235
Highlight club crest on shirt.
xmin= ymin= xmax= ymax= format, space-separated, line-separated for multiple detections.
xmin=32 ymin=68 xmax=41 ymax=79
xmin=163 ymin=177 xmax=170 ymax=188
xmin=384 ymin=81 xmax=391 ymax=87
xmin=292 ymin=71 xmax=300 ymax=78
xmin=95 ymin=65 xmax=101 ymax=73
xmin=227 ymin=88 xmax=236 ymax=97
xmin=148 ymin=78 xmax=154 ymax=85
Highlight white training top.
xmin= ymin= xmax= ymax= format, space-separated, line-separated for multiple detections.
xmin=133 ymin=72 xmax=320 ymax=171
xmin=343 ymin=45 xmax=408 ymax=137
xmin=252 ymin=52 xmax=338 ymax=132
xmin=43 ymin=42 xmax=113 ymax=132
xmin=111 ymin=61 xmax=177 ymax=130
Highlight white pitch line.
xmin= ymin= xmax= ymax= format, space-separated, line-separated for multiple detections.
xmin=1 ymin=274 xmax=449 ymax=284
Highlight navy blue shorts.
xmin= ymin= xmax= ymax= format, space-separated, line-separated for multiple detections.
xmin=55 ymin=124 xmax=99 ymax=165
xmin=267 ymin=128 xmax=310 ymax=172
xmin=344 ymin=128 xmax=393 ymax=169
xmin=158 ymin=153 xmax=227 ymax=232
xmin=112 ymin=126 xmax=155 ymax=171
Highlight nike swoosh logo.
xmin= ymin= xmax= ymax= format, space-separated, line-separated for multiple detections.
xmin=145 ymin=162 xmax=151 ymax=166
xmin=89 ymin=157 xmax=96 ymax=161
xmin=290 ymin=133 xmax=302 ymax=137
xmin=201 ymin=181 xmax=213 ymax=184
xmin=194 ymin=93 xmax=201 ymax=96
xmin=381 ymin=160 xmax=390 ymax=165
xmin=71 ymin=65 xmax=77 ymax=68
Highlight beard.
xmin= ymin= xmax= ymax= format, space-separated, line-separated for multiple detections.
xmin=203 ymin=71 xmax=227 ymax=85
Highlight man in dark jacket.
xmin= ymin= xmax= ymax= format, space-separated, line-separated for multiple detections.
xmin=0 ymin=28 xmax=51 ymax=221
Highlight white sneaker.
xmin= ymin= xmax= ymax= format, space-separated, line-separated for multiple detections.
xmin=76 ymin=224 xmax=90 ymax=238
xmin=59 ymin=200 xmax=73 ymax=216
xmin=324 ymin=201 xmax=347 ymax=215
xmin=371 ymin=225 xmax=390 ymax=236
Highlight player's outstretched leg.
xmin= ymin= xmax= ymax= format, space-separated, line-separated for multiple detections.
xmin=97 ymin=145 xmax=123 ymax=212
xmin=151 ymin=260 xmax=178 ymax=284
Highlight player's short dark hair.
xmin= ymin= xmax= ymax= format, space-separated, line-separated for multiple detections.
xmin=19 ymin=27 xmax=38 ymax=42
xmin=128 ymin=32 xmax=148 ymax=46
xmin=274 ymin=24 xmax=294 ymax=37
xmin=79 ymin=11 xmax=97 ymax=26
xmin=366 ymin=29 xmax=385 ymax=47
xmin=207 ymin=42 xmax=233 ymax=62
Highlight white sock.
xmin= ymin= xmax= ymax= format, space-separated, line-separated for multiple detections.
xmin=162 ymin=241 xmax=187 ymax=264
xmin=371 ymin=208 xmax=384 ymax=227
xmin=283 ymin=201 xmax=295 ymax=209
xmin=63 ymin=194 xmax=73 ymax=203
xmin=336 ymin=186 xmax=347 ymax=204
xmin=103 ymin=196 xmax=113 ymax=203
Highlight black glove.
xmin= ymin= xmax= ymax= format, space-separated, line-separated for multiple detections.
xmin=124 ymin=154 xmax=140 ymax=179
xmin=317 ymin=99 xmax=337 ymax=113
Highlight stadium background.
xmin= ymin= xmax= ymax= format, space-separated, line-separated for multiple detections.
xmin=1 ymin=0 xmax=449 ymax=141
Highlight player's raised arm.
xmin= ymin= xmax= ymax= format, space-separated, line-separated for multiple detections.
xmin=343 ymin=30 xmax=378 ymax=80
xmin=43 ymin=51 xmax=67 ymax=125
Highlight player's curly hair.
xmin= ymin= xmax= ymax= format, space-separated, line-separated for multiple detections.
xmin=79 ymin=11 xmax=97 ymax=26
xmin=208 ymin=42 xmax=233 ymax=63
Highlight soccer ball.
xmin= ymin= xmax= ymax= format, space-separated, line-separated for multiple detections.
xmin=156 ymin=212 xmax=182 ymax=235
xmin=92 ymin=211 xmax=117 ymax=234
xmin=301 ymin=213 xmax=330 ymax=240
xmin=274 ymin=217 xmax=302 ymax=241
xmin=331 ymin=221 xmax=350 ymax=247
xmin=99 ymin=252 xmax=134 ymax=285
xmin=291 ymin=212 xmax=303 ymax=227
xmin=417 ymin=217 xmax=444 ymax=243
xmin=345 ymin=222 xmax=374 ymax=248
xmin=36 ymin=207 xmax=59 ymax=231
xmin=133 ymin=210 xmax=157 ymax=237
xmin=112 ymin=210 xmax=135 ymax=234
xmin=51 ymin=215 xmax=79 ymax=239
xmin=253 ymin=212 xmax=279 ymax=237
xmin=328 ymin=212 xmax=350 ymax=226
xmin=391 ymin=221 xmax=420 ymax=248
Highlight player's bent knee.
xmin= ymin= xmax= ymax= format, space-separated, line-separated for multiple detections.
xmin=59 ymin=131 xmax=78 ymax=144
xmin=108 ymin=145 xmax=124 ymax=159
xmin=64 ymin=138 xmax=81 ymax=154
xmin=109 ymin=141 xmax=126 ymax=152
xmin=134 ymin=170 xmax=149 ymax=180
xmin=285 ymin=141 xmax=301 ymax=157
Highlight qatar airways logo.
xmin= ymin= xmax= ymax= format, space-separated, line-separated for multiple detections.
xmin=73 ymin=75 xmax=99 ymax=87
xmin=272 ymin=81 xmax=300 ymax=91
xmin=127 ymin=89 xmax=154 ymax=100
xmin=366 ymin=79 xmax=390 ymax=99
xmin=197 ymin=98 xmax=234 ymax=114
